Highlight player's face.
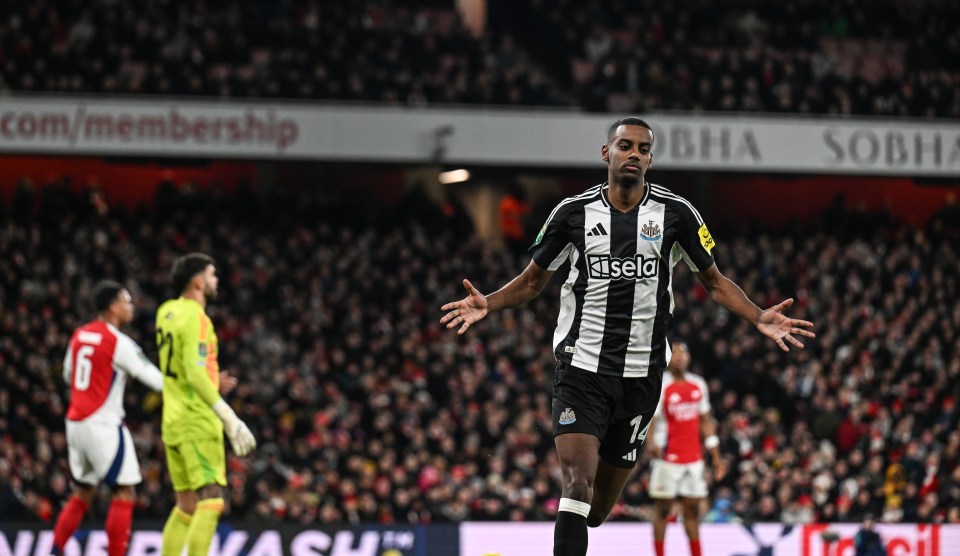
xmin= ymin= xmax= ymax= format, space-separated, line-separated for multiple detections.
xmin=668 ymin=342 xmax=690 ymax=372
xmin=117 ymin=289 xmax=135 ymax=325
xmin=601 ymin=125 xmax=654 ymax=187
xmin=202 ymin=264 xmax=219 ymax=300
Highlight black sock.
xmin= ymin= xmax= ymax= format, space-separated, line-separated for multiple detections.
xmin=554 ymin=510 xmax=588 ymax=556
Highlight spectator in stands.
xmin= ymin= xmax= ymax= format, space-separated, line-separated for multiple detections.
xmin=854 ymin=514 xmax=887 ymax=556
xmin=2 ymin=1 xmax=958 ymax=117
xmin=498 ymin=183 xmax=530 ymax=254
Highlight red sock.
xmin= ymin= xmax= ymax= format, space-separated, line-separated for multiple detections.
xmin=690 ymin=539 xmax=702 ymax=556
xmin=53 ymin=496 xmax=89 ymax=555
xmin=654 ymin=540 xmax=665 ymax=556
xmin=105 ymin=499 xmax=135 ymax=556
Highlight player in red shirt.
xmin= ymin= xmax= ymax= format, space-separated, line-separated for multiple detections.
xmin=52 ymin=281 xmax=164 ymax=556
xmin=647 ymin=340 xmax=727 ymax=556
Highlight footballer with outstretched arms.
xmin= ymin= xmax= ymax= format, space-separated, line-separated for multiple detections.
xmin=441 ymin=117 xmax=815 ymax=556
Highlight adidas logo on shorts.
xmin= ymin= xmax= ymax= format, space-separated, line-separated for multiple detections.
xmin=558 ymin=408 xmax=577 ymax=425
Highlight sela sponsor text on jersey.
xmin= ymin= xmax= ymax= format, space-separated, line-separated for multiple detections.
xmin=586 ymin=253 xmax=659 ymax=280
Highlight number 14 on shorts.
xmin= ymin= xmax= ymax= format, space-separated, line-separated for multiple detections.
xmin=624 ymin=415 xmax=651 ymax=462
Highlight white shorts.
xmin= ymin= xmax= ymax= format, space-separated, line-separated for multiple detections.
xmin=66 ymin=420 xmax=142 ymax=487
xmin=649 ymin=459 xmax=708 ymax=499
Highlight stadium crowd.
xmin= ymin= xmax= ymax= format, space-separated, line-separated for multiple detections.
xmin=492 ymin=0 xmax=960 ymax=116
xmin=2 ymin=0 xmax=959 ymax=117
xmin=1 ymin=178 xmax=959 ymax=526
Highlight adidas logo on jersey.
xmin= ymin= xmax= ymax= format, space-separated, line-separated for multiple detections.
xmin=586 ymin=223 xmax=608 ymax=237
xmin=622 ymin=449 xmax=637 ymax=462
xmin=558 ymin=408 xmax=577 ymax=425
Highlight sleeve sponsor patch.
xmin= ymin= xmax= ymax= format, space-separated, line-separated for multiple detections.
xmin=534 ymin=221 xmax=548 ymax=245
xmin=198 ymin=343 xmax=208 ymax=358
xmin=698 ymin=224 xmax=715 ymax=253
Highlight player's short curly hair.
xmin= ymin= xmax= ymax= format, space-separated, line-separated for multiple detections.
xmin=607 ymin=117 xmax=654 ymax=143
xmin=172 ymin=253 xmax=216 ymax=294
xmin=92 ymin=280 xmax=125 ymax=313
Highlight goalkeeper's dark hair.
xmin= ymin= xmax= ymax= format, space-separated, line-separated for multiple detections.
xmin=172 ymin=253 xmax=216 ymax=294
xmin=93 ymin=280 xmax=125 ymax=313
xmin=607 ymin=117 xmax=654 ymax=143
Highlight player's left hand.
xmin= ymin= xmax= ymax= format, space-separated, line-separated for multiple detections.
xmin=756 ymin=298 xmax=815 ymax=352
xmin=227 ymin=419 xmax=257 ymax=457
xmin=714 ymin=459 xmax=728 ymax=482
xmin=212 ymin=399 xmax=257 ymax=457
xmin=219 ymin=371 xmax=238 ymax=395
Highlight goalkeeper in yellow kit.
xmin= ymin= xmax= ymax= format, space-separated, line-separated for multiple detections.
xmin=157 ymin=253 xmax=256 ymax=556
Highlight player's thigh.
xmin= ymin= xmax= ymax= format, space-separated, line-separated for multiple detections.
xmin=67 ymin=421 xmax=140 ymax=487
xmin=165 ymin=438 xmax=226 ymax=493
xmin=649 ymin=460 xmax=680 ymax=500
xmin=113 ymin=425 xmax=143 ymax=486
xmin=592 ymin=457 xmax=634 ymax=503
xmin=587 ymin=457 xmax=635 ymax=526
xmin=676 ymin=460 xmax=709 ymax=499
xmin=598 ymin=374 xmax=659 ymax=469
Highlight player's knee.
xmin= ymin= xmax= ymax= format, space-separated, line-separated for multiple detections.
xmin=560 ymin=464 xmax=594 ymax=497
xmin=112 ymin=485 xmax=136 ymax=501
xmin=177 ymin=499 xmax=197 ymax=514
xmin=198 ymin=484 xmax=223 ymax=501
xmin=654 ymin=501 xmax=672 ymax=520
xmin=73 ymin=484 xmax=97 ymax=505
xmin=561 ymin=477 xmax=593 ymax=502
xmin=586 ymin=509 xmax=607 ymax=528
xmin=175 ymin=491 xmax=198 ymax=514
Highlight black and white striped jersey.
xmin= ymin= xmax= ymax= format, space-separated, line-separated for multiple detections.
xmin=530 ymin=182 xmax=716 ymax=378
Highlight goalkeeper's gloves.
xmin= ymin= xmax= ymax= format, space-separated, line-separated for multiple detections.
xmin=212 ymin=399 xmax=257 ymax=456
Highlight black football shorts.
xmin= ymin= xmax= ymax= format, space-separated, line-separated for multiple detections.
xmin=551 ymin=362 xmax=663 ymax=469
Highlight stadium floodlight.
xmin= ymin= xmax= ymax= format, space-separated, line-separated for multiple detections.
xmin=439 ymin=169 xmax=470 ymax=184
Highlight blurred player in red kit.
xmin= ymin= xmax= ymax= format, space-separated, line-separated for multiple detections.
xmin=52 ymin=281 xmax=164 ymax=556
xmin=647 ymin=340 xmax=727 ymax=556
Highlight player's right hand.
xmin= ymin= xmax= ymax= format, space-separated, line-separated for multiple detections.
xmin=226 ymin=419 xmax=257 ymax=457
xmin=440 ymin=279 xmax=488 ymax=334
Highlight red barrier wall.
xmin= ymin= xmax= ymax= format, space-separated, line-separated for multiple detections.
xmin=0 ymin=156 xmax=257 ymax=207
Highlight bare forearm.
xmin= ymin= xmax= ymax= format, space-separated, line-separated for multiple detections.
xmin=486 ymin=274 xmax=542 ymax=312
xmin=708 ymin=275 xmax=762 ymax=325
xmin=702 ymin=417 xmax=720 ymax=461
